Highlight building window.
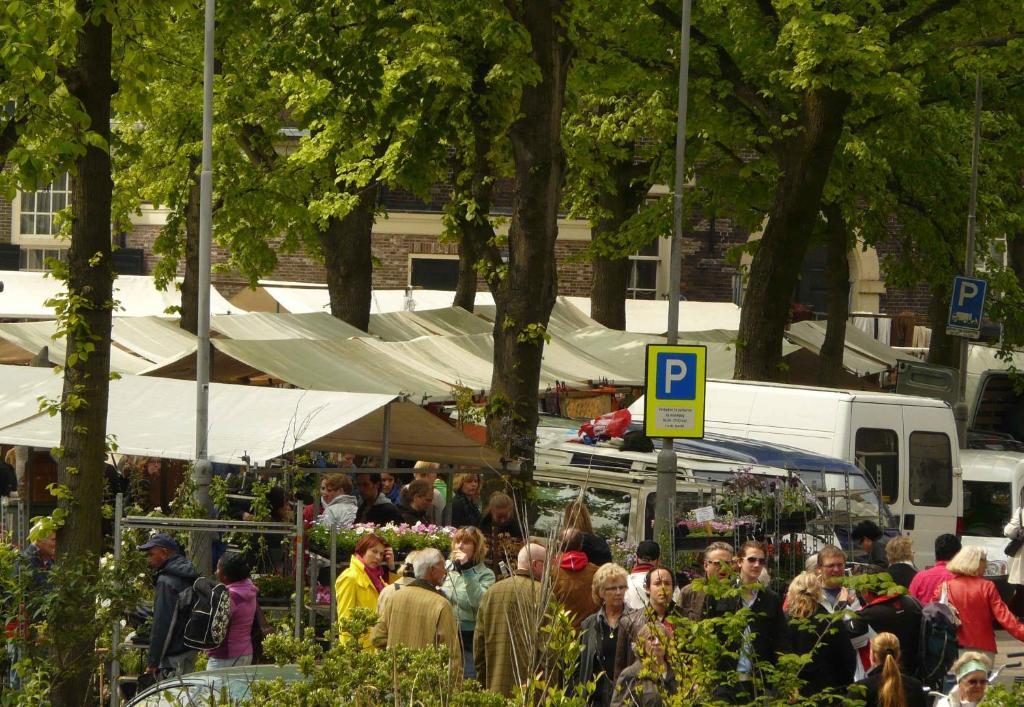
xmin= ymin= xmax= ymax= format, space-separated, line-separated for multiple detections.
xmin=409 ymin=255 xmax=459 ymax=290
xmin=15 ymin=174 xmax=70 ymax=241
xmin=627 ymin=241 xmax=660 ymax=300
xmin=19 ymin=248 xmax=68 ymax=272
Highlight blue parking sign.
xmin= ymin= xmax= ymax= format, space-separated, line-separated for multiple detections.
xmin=655 ymin=352 xmax=697 ymax=400
xmin=947 ymin=275 xmax=987 ymax=339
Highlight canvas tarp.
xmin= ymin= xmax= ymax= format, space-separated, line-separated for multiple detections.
xmin=368 ymin=307 xmax=493 ymax=341
xmin=209 ymin=337 xmax=455 ymax=398
xmin=0 ymin=365 xmax=503 ymax=467
xmin=211 ymin=311 xmax=365 ymax=341
xmin=229 ymin=283 xmax=497 ymax=315
xmin=0 ymin=320 xmax=153 ymax=374
xmin=0 ymin=271 xmax=237 ymax=319
xmin=785 ymin=320 xmax=918 ymax=376
xmin=563 ymin=296 xmax=742 ymax=334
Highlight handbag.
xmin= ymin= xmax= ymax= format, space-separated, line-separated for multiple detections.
xmin=1005 ymin=509 xmax=1024 ymax=557
xmin=938 ymin=582 xmax=961 ymax=627
xmin=250 ymin=604 xmax=273 ymax=664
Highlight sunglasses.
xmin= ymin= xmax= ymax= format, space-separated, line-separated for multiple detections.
xmin=965 ymin=678 xmax=989 ymax=686
xmin=743 ymin=557 xmax=766 ymax=565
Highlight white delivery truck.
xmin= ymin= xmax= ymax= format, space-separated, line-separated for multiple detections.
xmin=960 ymin=449 xmax=1024 ymax=585
xmin=630 ymin=380 xmax=963 ymax=565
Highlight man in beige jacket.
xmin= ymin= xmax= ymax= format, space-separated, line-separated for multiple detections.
xmin=371 ymin=548 xmax=462 ymax=678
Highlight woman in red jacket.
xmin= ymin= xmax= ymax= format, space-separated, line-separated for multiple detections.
xmin=934 ymin=545 xmax=1024 ymax=661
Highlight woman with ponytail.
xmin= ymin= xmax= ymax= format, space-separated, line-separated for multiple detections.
xmin=851 ymin=632 xmax=926 ymax=707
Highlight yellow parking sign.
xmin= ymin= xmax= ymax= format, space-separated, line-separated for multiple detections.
xmin=643 ymin=344 xmax=706 ymax=438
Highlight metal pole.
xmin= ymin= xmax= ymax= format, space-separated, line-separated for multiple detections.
xmin=294 ymin=500 xmax=303 ymax=638
xmin=955 ymin=73 xmax=982 ymax=448
xmin=655 ymin=0 xmax=693 ymax=568
xmin=191 ymin=0 xmax=216 ymax=575
xmin=329 ymin=523 xmax=337 ymax=646
xmin=110 ymin=492 xmax=124 ymax=707
xmin=381 ymin=403 xmax=391 ymax=470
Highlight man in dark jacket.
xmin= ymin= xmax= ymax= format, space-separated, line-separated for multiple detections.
xmin=138 ymin=533 xmax=199 ymax=678
xmin=355 ymin=473 xmax=404 ymax=525
xmin=849 ymin=574 xmax=922 ymax=676
xmin=394 ymin=478 xmax=435 ymax=525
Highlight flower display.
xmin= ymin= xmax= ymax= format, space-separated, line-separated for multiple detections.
xmin=307 ymin=522 xmax=455 ymax=554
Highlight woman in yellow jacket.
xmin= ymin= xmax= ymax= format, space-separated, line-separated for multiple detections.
xmin=336 ymin=533 xmax=395 ymax=626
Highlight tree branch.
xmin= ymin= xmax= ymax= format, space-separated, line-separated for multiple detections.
xmin=890 ymin=0 xmax=963 ymax=43
xmin=0 ymin=118 xmax=24 ymax=159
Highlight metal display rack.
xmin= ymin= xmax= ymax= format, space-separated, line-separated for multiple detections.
xmin=108 ymin=493 xmax=299 ymax=707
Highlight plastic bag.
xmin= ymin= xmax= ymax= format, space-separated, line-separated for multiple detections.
xmin=578 ymin=409 xmax=631 ymax=442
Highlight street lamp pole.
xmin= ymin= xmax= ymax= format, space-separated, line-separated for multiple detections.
xmin=655 ymin=0 xmax=693 ymax=566
xmin=955 ymin=73 xmax=982 ymax=449
xmin=192 ymin=0 xmax=216 ymax=574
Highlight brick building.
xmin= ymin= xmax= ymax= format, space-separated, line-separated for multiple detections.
xmin=1 ymin=177 xmax=929 ymax=323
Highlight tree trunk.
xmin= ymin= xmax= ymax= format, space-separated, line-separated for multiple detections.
xmin=1009 ymin=229 xmax=1024 ymax=281
xmin=451 ymin=62 xmax=499 ymax=313
xmin=927 ymin=280 xmax=959 ymax=367
xmin=486 ymin=0 xmax=571 ymax=464
xmin=319 ymin=184 xmax=379 ymax=332
xmin=817 ymin=203 xmax=850 ymax=387
xmin=51 ymin=4 xmax=114 ymax=704
xmin=734 ymin=87 xmax=851 ymax=381
xmin=590 ymin=161 xmax=648 ymax=330
xmin=179 ymin=157 xmax=201 ymax=334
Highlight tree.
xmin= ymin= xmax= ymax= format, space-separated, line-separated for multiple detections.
xmin=817 ymin=202 xmax=851 ymax=386
xmin=558 ymin=1 xmax=677 ymax=329
xmin=645 ymin=1 xmax=1019 ymax=381
xmin=480 ymin=0 xmax=574 ymax=461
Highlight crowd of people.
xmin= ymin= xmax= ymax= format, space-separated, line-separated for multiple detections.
xmin=12 ymin=460 xmax=1024 ymax=706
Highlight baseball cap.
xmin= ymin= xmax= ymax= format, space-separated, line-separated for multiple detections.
xmin=137 ymin=533 xmax=181 ymax=553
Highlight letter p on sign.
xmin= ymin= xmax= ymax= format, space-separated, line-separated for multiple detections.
xmin=958 ymin=280 xmax=978 ymax=307
xmin=664 ymin=359 xmax=688 ymax=394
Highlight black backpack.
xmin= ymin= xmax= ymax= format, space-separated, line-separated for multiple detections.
xmin=165 ymin=576 xmax=232 ymax=653
xmin=916 ymin=585 xmax=961 ymax=689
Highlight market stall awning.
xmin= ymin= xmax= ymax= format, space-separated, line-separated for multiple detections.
xmin=211 ymin=311 xmax=365 ymax=340
xmin=0 ymin=272 xmax=237 ymax=319
xmin=0 ymin=366 xmax=503 ymax=467
xmin=368 ymin=307 xmax=493 ymax=341
xmin=0 ymin=320 xmax=154 ymax=374
xmin=228 ymin=283 xmax=497 ymax=315
xmin=785 ymin=320 xmax=918 ymax=376
xmin=563 ymin=296 xmax=742 ymax=334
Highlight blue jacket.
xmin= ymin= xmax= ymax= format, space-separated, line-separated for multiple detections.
xmin=149 ymin=553 xmax=199 ymax=669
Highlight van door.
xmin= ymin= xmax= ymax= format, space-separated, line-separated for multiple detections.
xmin=851 ymin=404 xmax=904 ymax=525
xmin=902 ymin=407 xmax=959 ymax=565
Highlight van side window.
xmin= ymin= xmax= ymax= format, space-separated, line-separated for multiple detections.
xmin=962 ymin=480 xmax=1012 ymax=537
xmin=855 ymin=428 xmax=899 ymax=504
xmin=909 ymin=431 xmax=953 ymax=507
xmin=531 ymin=480 xmax=582 ymax=536
xmin=586 ymin=487 xmax=632 ymax=542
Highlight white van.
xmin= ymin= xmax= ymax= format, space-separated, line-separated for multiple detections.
xmin=630 ymin=380 xmax=963 ymax=565
xmin=533 ymin=431 xmax=892 ymax=557
xmin=960 ymin=449 xmax=1024 ymax=582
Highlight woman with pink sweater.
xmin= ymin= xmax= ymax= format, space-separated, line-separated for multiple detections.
xmin=207 ymin=553 xmax=259 ymax=669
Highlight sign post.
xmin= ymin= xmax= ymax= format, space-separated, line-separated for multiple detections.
xmin=644 ymin=344 xmax=707 ymax=439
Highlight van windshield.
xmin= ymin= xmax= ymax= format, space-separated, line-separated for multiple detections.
xmin=963 ymin=480 xmax=1012 ymax=537
xmin=793 ymin=469 xmax=895 ymax=528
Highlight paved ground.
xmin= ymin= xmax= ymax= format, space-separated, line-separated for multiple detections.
xmin=992 ymin=631 xmax=1024 ymax=687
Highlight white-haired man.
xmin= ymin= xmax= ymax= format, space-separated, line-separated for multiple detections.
xmin=474 ymin=542 xmax=548 ymax=696
xmin=371 ymin=548 xmax=462 ymax=677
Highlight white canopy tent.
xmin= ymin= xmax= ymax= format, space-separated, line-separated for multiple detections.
xmin=228 ymin=282 xmax=497 ymax=315
xmin=211 ymin=311 xmax=365 ymax=340
xmin=0 ymin=271 xmax=237 ymax=319
xmin=563 ymin=296 xmax=742 ymax=334
xmin=0 ymin=365 xmax=502 ymax=467
xmin=785 ymin=320 xmax=918 ymax=376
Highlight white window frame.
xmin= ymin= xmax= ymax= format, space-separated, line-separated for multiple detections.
xmin=10 ymin=174 xmax=71 ymax=248
xmin=19 ymin=247 xmax=68 ymax=272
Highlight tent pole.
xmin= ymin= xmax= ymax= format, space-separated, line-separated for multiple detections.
xmin=329 ymin=523 xmax=337 ymax=646
xmin=381 ymin=403 xmax=391 ymax=470
xmin=109 ymin=492 xmax=124 ymax=707
xmin=294 ymin=501 xmax=303 ymax=638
